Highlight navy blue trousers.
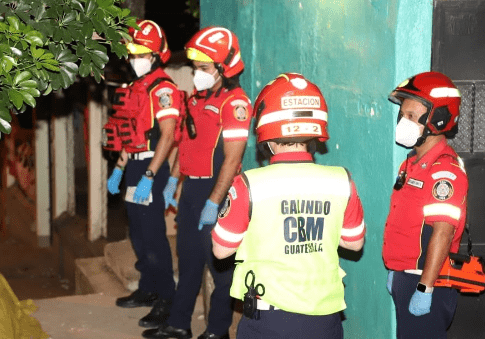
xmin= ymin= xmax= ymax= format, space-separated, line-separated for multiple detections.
xmin=124 ymin=158 xmax=175 ymax=301
xmin=391 ymin=271 xmax=457 ymax=339
xmin=167 ymin=177 xmax=235 ymax=336
xmin=237 ymin=310 xmax=343 ymax=339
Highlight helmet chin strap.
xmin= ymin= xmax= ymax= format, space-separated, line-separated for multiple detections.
xmin=414 ymin=127 xmax=431 ymax=147
xmin=267 ymin=142 xmax=275 ymax=155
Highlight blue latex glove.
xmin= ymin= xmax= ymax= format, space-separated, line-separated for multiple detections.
xmin=107 ymin=167 xmax=123 ymax=195
xmin=163 ymin=176 xmax=179 ymax=209
xmin=409 ymin=290 xmax=432 ymax=316
xmin=387 ymin=270 xmax=394 ymax=294
xmin=133 ymin=175 xmax=154 ymax=204
xmin=198 ymin=199 xmax=219 ymax=231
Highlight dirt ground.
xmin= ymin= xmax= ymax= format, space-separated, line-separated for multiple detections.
xmin=0 ymin=230 xmax=75 ymax=301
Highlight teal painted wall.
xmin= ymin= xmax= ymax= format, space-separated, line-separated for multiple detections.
xmin=200 ymin=1 xmax=432 ymax=337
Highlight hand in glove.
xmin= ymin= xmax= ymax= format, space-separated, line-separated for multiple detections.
xmin=198 ymin=199 xmax=219 ymax=231
xmin=133 ymin=175 xmax=154 ymax=204
xmin=409 ymin=290 xmax=432 ymax=316
xmin=387 ymin=270 xmax=394 ymax=294
xmin=107 ymin=167 xmax=123 ymax=195
xmin=163 ymin=176 xmax=179 ymax=209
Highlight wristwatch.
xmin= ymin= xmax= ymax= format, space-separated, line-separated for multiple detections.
xmin=416 ymin=282 xmax=434 ymax=293
xmin=145 ymin=170 xmax=155 ymax=179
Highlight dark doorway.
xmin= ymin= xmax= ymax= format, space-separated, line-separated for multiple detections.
xmin=432 ymin=1 xmax=485 ymax=337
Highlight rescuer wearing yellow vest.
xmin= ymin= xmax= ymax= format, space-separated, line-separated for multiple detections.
xmin=211 ymin=73 xmax=366 ymax=338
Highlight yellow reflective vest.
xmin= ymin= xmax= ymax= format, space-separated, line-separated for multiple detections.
xmin=230 ymin=162 xmax=351 ymax=315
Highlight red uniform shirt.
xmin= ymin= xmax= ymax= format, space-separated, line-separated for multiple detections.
xmin=147 ymin=68 xmax=182 ymax=125
xmin=212 ymin=152 xmax=366 ymax=248
xmin=382 ymin=139 xmax=468 ymax=271
xmin=137 ymin=68 xmax=182 ymax=152
xmin=178 ymin=87 xmax=252 ymax=177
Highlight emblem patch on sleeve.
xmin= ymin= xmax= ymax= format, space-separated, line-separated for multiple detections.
xmin=233 ymin=105 xmax=248 ymax=121
xmin=218 ymin=196 xmax=231 ymax=219
xmin=432 ymin=180 xmax=454 ymax=201
xmin=159 ymin=93 xmax=173 ymax=108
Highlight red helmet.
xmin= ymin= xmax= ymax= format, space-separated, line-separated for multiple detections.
xmin=254 ymin=73 xmax=329 ymax=143
xmin=389 ymin=71 xmax=461 ymax=134
xmin=185 ymin=26 xmax=244 ymax=78
xmin=127 ymin=20 xmax=171 ymax=63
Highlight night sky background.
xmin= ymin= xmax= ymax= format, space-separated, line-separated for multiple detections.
xmin=144 ymin=1 xmax=200 ymax=53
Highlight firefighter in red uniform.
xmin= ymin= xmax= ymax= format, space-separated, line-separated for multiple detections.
xmin=382 ymin=72 xmax=468 ymax=338
xmin=104 ymin=20 xmax=182 ymax=328
xmin=142 ymin=26 xmax=253 ymax=339
xmin=211 ymin=73 xmax=366 ymax=339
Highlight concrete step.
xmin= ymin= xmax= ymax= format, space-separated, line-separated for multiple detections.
xmin=75 ymin=256 xmax=128 ymax=297
xmin=102 ymin=235 xmax=178 ymax=292
xmin=103 ymin=240 xmax=140 ymax=292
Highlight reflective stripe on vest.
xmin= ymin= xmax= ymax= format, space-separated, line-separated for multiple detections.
xmin=230 ymin=162 xmax=351 ymax=315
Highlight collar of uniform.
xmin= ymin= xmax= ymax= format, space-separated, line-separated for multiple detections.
xmin=270 ymin=152 xmax=313 ymax=164
xmin=410 ymin=138 xmax=448 ymax=168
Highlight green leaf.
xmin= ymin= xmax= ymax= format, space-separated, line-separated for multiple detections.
xmin=21 ymin=87 xmax=41 ymax=98
xmin=39 ymin=52 xmax=55 ymax=61
xmin=31 ymin=2 xmax=47 ymax=21
xmin=0 ymin=118 xmax=12 ymax=134
xmin=60 ymin=67 xmax=76 ymax=87
xmin=41 ymin=61 xmax=60 ymax=72
xmin=10 ymin=47 xmax=23 ymax=57
xmin=58 ymin=49 xmax=78 ymax=63
xmin=50 ymin=74 xmax=61 ymax=91
xmin=0 ymin=56 xmax=16 ymax=72
xmin=86 ymin=0 xmax=97 ymax=17
xmin=62 ymin=28 xmax=73 ymax=44
xmin=19 ymin=90 xmax=36 ymax=107
xmin=43 ymin=84 xmax=53 ymax=96
xmin=105 ymin=5 xmax=121 ymax=17
xmin=19 ymin=80 xmax=39 ymax=88
xmin=63 ymin=11 xmax=77 ymax=24
xmin=75 ymin=44 xmax=86 ymax=57
xmin=61 ymin=61 xmax=79 ymax=73
xmin=31 ymin=45 xmax=45 ymax=59
xmin=14 ymin=71 xmax=32 ymax=85
xmin=53 ymin=27 xmax=63 ymax=42
xmin=8 ymin=89 xmax=23 ymax=109
xmin=71 ymin=0 xmax=84 ymax=12
xmin=6 ymin=16 xmax=20 ymax=31
xmin=89 ymin=48 xmax=109 ymax=66
xmin=79 ymin=55 xmax=92 ymax=77
xmin=20 ymin=40 xmax=29 ymax=49
xmin=105 ymin=27 xmax=118 ymax=41
xmin=97 ymin=0 xmax=113 ymax=9
xmin=0 ymin=106 xmax=12 ymax=122
xmin=91 ymin=16 xmax=108 ymax=34
xmin=24 ymin=31 xmax=44 ymax=45
xmin=91 ymin=64 xmax=102 ymax=83
xmin=118 ymin=30 xmax=131 ymax=41
xmin=81 ymin=21 xmax=94 ymax=39
xmin=121 ymin=8 xmax=131 ymax=18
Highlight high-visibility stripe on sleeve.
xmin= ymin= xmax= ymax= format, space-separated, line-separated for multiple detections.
xmin=222 ymin=129 xmax=249 ymax=139
xmin=156 ymin=108 xmax=179 ymax=120
xmin=423 ymin=203 xmax=461 ymax=220
xmin=213 ymin=223 xmax=245 ymax=243
xmin=341 ymin=220 xmax=365 ymax=238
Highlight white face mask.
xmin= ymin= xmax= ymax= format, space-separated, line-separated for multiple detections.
xmin=395 ymin=117 xmax=422 ymax=148
xmin=193 ymin=69 xmax=219 ymax=91
xmin=130 ymin=58 xmax=152 ymax=78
